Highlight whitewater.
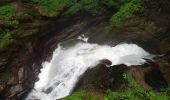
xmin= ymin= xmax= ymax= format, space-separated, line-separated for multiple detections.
xmin=26 ymin=41 xmax=154 ymax=100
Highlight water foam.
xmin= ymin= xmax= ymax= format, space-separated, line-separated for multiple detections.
xmin=26 ymin=42 xmax=154 ymax=100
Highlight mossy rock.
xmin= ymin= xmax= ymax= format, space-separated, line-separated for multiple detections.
xmin=12 ymin=28 xmax=38 ymax=39
xmin=0 ymin=0 xmax=13 ymax=6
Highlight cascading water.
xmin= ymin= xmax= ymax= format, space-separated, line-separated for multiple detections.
xmin=26 ymin=41 xmax=154 ymax=100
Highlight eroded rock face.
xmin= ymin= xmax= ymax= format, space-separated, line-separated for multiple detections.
xmin=129 ymin=64 xmax=167 ymax=90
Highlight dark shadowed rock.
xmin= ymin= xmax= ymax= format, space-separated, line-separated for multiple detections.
xmin=144 ymin=68 xmax=168 ymax=91
xmin=74 ymin=63 xmax=128 ymax=93
xmin=100 ymin=59 xmax=112 ymax=66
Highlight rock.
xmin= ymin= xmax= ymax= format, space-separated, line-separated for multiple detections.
xmin=11 ymin=25 xmax=39 ymax=39
xmin=129 ymin=60 xmax=169 ymax=91
xmin=100 ymin=59 xmax=112 ymax=66
xmin=18 ymin=67 xmax=24 ymax=84
xmin=17 ymin=13 xmax=33 ymax=23
xmin=0 ymin=59 xmax=7 ymax=71
xmin=0 ymin=0 xmax=13 ymax=6
xmin=129 ymin=66 xmax=153 ymax=90
xmin=9 ymin=84 xmax=23 ymax=98
xmin=0 ymin=20 xmax=18 ymax=29
xmin=144 ymin=68 xmax=168 ymax=91
xmin=0 ymin=81 xmax=5 ymax=92
xmin=74 ymin=63 xmax=128 ymax=92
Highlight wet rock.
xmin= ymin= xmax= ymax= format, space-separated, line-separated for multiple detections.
xmin=18 ymin=67 xmax=24 ymax=84
xmin=100 ymin=59 xmax=112 ymax=66
xmin=74 ymin=63 xmax=128 ymax=92
xmin=11 ymin=25 xmax=39 ymax=39
xmin=0 ymin=81 xmax=5 ymax=92
xmin=9 ymin=84 xmax=23 ymax=97
xmin=0 ymin=0 xmax=13 ymax=6
xmin=129 ymin=58 xmax=170 ymax=91
xmin=144 ymin=68 xmax=168 ymax=91
xmin=0 ymin=20 xmax=18 ymax=29
xmin=129 ymin=66 xmax=153 ymax=90
xmin=0 ymin=59 xmax=7 ymax=71
xmin=17 ymin=13 xmax=33 ymax=23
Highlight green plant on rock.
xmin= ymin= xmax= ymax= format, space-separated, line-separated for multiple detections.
xmin=65 ymin=2 xmax=82 ymax=15
xmin=104 ymin=73 xmax=169 ymax=100
xmin=63 ymin=91 xmax=99 ymax=100
xmin=0 ymin=31 xmax=14 ymax=49
xmin=31 ymin=0 xmax=131 ymax=16
xmin=0 ymin=5 xmax=16 ymax=20
xmin=32 ymin=0 xmax=74 ymax=16
xmin=110 ymin=0 xmax=144 ymax=26
xmin=79 ymin=0 xmax=101 ymax=15
xmin=0 ymin=5 xmax=18 ymax=27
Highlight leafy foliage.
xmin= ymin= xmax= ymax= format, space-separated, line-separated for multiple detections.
xmin=63 ymin=91 xmax=98 ymax=100
xmin=0 ymin=5 xmax=16 ymax=21
xmin=0 ymin=5 xmax=18 ymax=27
xmin=110 ymin=0 xmax=144 ymax=26
xmin=0 ymin=31 xmax=14 ymax=49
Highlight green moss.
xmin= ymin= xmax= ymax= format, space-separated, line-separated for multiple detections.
xmin=63 ymin=91 xmax=99 ymax=100
xmin=63 ymin=91 xmax=86 ymax=100
xmin=0 ymin=31 xmax=14 ymax=49
xmin=0 ymin=5 xmax=19 ymax=27
xmin=31 ymin=0 xmax=130 ymax=16
xmin=110 ymin=0 xmax=144 ymax=26
xmin=79 ymin=0 xmax=101 ymax=15
xmin=65 ymin=3 xmax=82 ymax=15
xmin=32 ymin=0 xmax=73 ymax=16
xmin=0 ymin=5 xmax=15 ymax=20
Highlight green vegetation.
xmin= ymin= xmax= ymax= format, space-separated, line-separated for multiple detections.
xmin=0 ymin=31 xmax=14 ymax=49
xmin=0 ymin=5 xmax=16 ymax=23
xmin=32 ymin=0 xmax=72 ymax=16
xmin=110 ymin=0 xmax=144 ymax=26
xmin=31 ymin=0 xmax=131 ymax=16
xmin=31 ymin=0 xmax=144 ymax=26
xmin=105 ymin=73 xmax=169 ymax=100
xmin=0 ymin=5 xmax=17 ymax=49
xmin=0 ymin=5 xmax=16 ymax=21
xmin=63 ymin=91 xmax=99 ymax=100
xmin=0 ymin=5 xmax=18 ymax=26
xmin=65 ymin=73 xmax=169 ymax=100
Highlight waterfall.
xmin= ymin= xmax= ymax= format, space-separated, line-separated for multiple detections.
xmin=26 ymin=42 xmax=154 ymax=100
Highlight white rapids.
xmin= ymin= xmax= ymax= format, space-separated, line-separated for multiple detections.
xmin=26 ymin=42 xmax=154 ymax=100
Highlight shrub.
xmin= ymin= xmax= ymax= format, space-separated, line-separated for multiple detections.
xmin=0 ymin=5 xmax=18 ymax=28
xmin=110 ymin=0 xmax=144 ymax=26
xmin=0 ymin=5 xmax=16 ymax=21
xmin=0 ymin=31 xmax=14 ymax=49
